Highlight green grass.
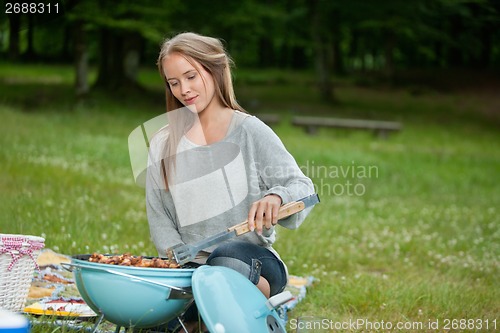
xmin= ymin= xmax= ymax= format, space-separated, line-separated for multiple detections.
xmin=0 ymin=62 xmax=499 ymax=332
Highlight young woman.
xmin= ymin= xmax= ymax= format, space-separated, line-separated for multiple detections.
xmin=145 ymin=31 xmax=314 ymax=330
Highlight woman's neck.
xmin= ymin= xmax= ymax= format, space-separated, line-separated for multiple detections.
xmin=189 ymin=101 xmax=234 ymax=145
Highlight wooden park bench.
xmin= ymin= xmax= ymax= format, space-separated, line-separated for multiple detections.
xmin=255 ymin=113 xmax=282 ymax=126
xmin=292 ymin=116 xmax=402 ymax=138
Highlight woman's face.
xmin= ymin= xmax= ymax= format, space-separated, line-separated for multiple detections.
xmin=162 ymin=52 xmax=217 ymax=113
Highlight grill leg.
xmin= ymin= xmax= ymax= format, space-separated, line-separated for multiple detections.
xmin=176 ymin=317 xmax=188 ymax=333
xmin=90 ymin=313 xmax=105 ymax=333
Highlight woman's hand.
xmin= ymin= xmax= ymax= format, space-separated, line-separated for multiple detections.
xmin=247 ymin=194 xmax=283 ymax=235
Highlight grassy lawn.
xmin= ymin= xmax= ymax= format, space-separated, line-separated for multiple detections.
xmin=0 ymin=62 xmax=498 ymax=332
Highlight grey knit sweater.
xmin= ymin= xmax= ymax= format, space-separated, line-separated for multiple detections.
xmin=145 ymin=111 xmax=314 ymax=261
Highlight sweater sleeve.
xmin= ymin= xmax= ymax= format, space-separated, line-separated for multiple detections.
xmin=247 ymin=117 xmax=315 ymax=229
xmin=145 ymin=131 xmax=184 ymax=257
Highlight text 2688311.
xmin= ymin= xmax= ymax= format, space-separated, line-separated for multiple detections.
xmin=5 ymin=3 xmax=59 ymax=14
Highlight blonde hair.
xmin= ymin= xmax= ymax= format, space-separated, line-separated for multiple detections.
xmin=156 ymin=32 xmax=245 ymax=190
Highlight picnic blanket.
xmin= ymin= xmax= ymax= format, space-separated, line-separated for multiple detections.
xmin=24 ymin=249 xmax=314 ymax=331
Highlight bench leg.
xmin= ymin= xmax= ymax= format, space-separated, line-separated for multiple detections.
xmin=375 ymin=129 xmax=389 ymax=139
xmin=306 ymin=125 xmax=318 ymax=135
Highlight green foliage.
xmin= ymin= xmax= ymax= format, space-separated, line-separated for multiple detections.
xmin=2 ymin=0 xmax=499 ymax=69
xmin=66 ymin=0 xmax=182 ymax=42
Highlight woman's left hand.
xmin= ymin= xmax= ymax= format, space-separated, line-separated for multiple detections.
xmin=247 ymin=194 xmax=283 ymax=235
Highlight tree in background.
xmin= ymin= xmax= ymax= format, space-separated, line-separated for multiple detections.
xmin=66 ymin=0 xmax=179 ymax=92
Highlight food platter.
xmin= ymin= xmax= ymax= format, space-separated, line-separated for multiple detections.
xmin=24 ymin=299 xmax=96 ymax=317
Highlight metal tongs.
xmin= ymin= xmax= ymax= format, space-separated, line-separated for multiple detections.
xmin=167 ymin=193 xmax=320 ymax=265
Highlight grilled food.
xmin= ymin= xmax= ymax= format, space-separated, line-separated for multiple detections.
xmin=88 ymin=253 xmax=180 ymax=268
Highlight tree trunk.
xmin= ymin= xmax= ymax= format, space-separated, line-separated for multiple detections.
xmin=8 ymin=14 xmax=21 ymax=60
xmin=94 ymin=28 xmax=141 ymax=91
xmin=473 ymin=23 xmax=492 ymax=69
xmin=331 ymin=11 xmax=345 ymax=75
xmin=348 ymin=28 xmax=359 ymax=70
xmin=309 ymin=0 xmax=334 ymax=102
xmin=447 ymin=16 xmax=463 ymax=67
xmin=290 ymin=46 xmax=307 ymax=69
xmin=383 ymin=29 xmax=396 ymax=84
xmin=74 ymin=20 xmax=89 ymax=98
xmin=95 ymin=28 xmax=121 ymax=89
xmin=24 ymin=15 xmax=36 ymax=60
xmin=258 ymin=37 xmax=275 ymax=68
xmin=123 ymin=32 xmax=142 ymax=83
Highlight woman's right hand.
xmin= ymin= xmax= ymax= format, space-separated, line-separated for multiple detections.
xmin=247 ymin=194 xmax=283 ymax=235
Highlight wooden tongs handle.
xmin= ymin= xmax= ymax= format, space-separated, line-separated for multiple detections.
xmin=228 ymin=201 xmax=306 ymax=236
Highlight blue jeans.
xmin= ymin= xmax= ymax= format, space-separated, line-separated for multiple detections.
xmin=207 ymin=241 xmax=287 ymax=297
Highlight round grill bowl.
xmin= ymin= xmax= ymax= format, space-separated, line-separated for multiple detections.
xmin=66 ymin=255 xmax=195 ymax=328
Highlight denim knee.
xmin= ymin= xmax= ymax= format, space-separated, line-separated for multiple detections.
xmin=207 ymin=244 xmax=262 ymax=285
xmin=206 ymin=241 xmax=287 ymax=296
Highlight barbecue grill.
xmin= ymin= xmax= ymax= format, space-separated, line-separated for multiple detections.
xmin=64 ymin=255 xmax=291 ymax=333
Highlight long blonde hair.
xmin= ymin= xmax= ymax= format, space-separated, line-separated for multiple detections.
xmin=156 ymin=32 xmax=245 ymax=190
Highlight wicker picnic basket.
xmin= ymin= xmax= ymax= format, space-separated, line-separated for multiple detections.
xmin=0 ymin=234 xmax=45 ymax=312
